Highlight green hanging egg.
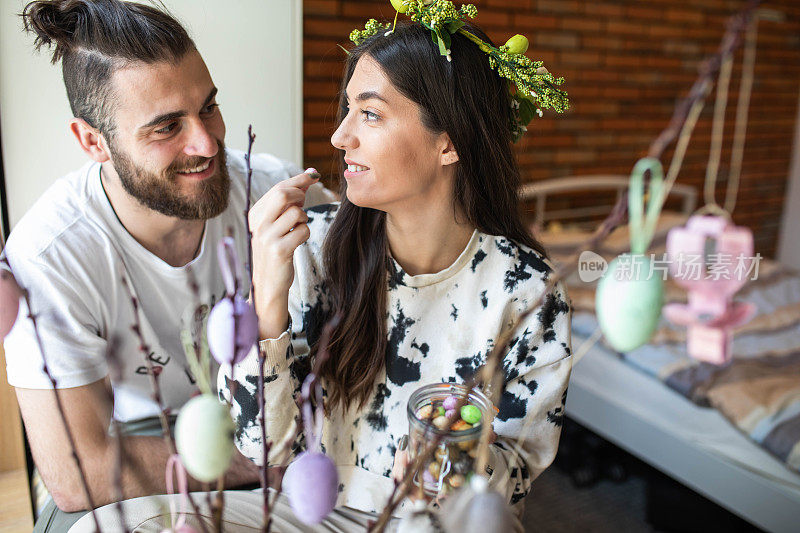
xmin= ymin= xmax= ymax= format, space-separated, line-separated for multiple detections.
xmin=505 ymin=34 xmax=529 ymax=55
xmin=175 ymin=394 xmax=235 ymax=482
xmin=595 ymin=254 xmax=663 ymax=353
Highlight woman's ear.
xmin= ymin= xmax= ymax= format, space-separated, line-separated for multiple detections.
xmin=440 ymin=134 xmax=459 ymax=166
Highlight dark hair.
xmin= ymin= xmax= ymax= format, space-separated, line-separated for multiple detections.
xmin=21 ymin=0 xmax=194 ymax=135
xmin=318 ymin=22 xmax=547 ymax=411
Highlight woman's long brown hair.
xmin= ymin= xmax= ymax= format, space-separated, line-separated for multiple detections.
xmin=318 ymin=22 xmax=546 ymax=412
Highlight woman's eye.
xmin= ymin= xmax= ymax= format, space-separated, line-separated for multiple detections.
xmin=361 ymin=110 xmax=380 ymax=122
xmin=155 ymin=122 xmax=177 ymax=135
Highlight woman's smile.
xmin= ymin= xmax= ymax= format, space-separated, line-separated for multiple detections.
xmin=344 ymin=157 xmax=370 ymax=178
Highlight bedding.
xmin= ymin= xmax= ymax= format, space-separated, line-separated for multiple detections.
xmin=547 ymin=236 xmax=800 ymax=476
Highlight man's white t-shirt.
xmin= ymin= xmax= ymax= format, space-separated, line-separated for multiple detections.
xmin=2 ymin=148 xmax=335 ymax=422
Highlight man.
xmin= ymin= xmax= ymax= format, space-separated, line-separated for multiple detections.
xmin=2 ymin=0 xmax=334 ymax=529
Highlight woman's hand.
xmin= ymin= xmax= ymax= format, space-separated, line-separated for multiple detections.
xmin=391 ymin=436 xmax=410 ymax=485
xmin=249 ymin=169 xmax=320 ymax=339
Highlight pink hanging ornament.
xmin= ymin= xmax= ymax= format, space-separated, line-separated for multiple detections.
xmin=664 ymin=215 xmax=757 ymax=364
xmin=160 ymin=454 xmax=200 ymax=533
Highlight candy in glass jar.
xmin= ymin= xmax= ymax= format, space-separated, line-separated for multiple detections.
xmin=406 ymin=383 xmax=493 ymax=497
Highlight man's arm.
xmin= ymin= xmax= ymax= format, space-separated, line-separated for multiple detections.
xmin=16 ymin=378 xmax=260 ymax=512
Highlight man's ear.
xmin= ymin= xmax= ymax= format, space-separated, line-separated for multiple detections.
xmin=69 ymin=118 xmax=111 ymax=163
xmin=440 ymin=134 xmax=459 ymax=166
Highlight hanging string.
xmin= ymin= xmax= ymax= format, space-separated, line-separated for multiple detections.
xmin=655 ymin=91 xmax=709 ymax=217
xmin=696 ymin=14 xmax=759 ymax=218
xmin=725 ymin=16 xmax=758 ymax=214
xmin=703 ymin=53 xmax=734 ymax=213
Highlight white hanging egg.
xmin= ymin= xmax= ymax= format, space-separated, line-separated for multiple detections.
xmin=282 ymin=452 xmax=339 ymax=525
xmin=175 ymin=394 xmax=235 ymax=482
xmin=595 ymin=254 xmax=663 ymax=352
xmin=395 ymin=500 xmax=439 ymax=533
xmin=439 ymin=475 xmax=514 ymax=533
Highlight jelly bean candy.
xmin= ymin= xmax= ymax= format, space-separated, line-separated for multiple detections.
xmin=460 ymin=405 xmax=482 ymax=424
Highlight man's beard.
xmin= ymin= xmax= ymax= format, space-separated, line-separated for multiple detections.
xmin=109 ymin=140 xmax=231 ymax=220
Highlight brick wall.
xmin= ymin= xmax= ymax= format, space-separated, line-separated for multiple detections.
xmin=303 ymin=0 xmax=800 ymax=258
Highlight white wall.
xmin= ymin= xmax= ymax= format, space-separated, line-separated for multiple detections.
xmin=0 ymin=0 xmax=302 ymax=228
xmin=777 ymin=88 xmax=800 ymax=270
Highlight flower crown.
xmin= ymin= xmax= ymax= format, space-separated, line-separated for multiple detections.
xmin=347 ymin=0 xmax=570 ymax=142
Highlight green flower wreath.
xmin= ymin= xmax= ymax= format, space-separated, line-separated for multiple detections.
xmin=348 ymin=0 xmax=570 ymax=142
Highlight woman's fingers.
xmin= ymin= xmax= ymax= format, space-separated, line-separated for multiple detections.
xmin=249 ymin=187 xmax=305 ymax=232
xmin=283 ymin=168 xmax=321 ymax=192
xmin=248 ymin=170 xmax=320 ymax=231
xmin=270 ymin=205 xmax=309 ymax=238
xmin=392 ymin=449 xmax=409 ymax=483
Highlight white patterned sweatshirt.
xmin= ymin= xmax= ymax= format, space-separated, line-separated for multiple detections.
xmin=218 ymin=203 xmax=572 ymax=514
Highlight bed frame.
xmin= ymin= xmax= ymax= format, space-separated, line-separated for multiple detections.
xmin=520 ymin=175 xmax=697 ymax=231
xmin=523 ymin=176 xmax=800 ymax=532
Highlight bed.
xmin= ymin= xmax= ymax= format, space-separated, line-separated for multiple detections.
xmin=523 ymin=176 xmax=800 ymax=533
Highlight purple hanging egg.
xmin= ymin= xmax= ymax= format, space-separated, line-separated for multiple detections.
xmin=282 ymin=452 xmax=339 ymax=525
xmin=206 ymin=295 xmax=258 ymax=365
xmin=0 ymin=270 xmax=22 ymax=340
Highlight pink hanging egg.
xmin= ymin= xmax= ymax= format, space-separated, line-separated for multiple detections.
xmin=206 ymin=295 xmax=258 ymax=365
xmin=282 ymin=452 xmax=339 ymax=525
xmin=0 ymin=270 xmax=22 ymax=340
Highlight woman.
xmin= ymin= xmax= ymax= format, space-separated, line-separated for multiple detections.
xmin=222 ymin=21 xmax=572 ymax=517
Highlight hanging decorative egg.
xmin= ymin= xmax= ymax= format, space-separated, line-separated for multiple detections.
xmin=395 ymin=500 xmax=439 ymax=533
xmin=206 ymin=237 xmax=259 ymax=365
xmin=595 ymin=157 xmax=667 ymax=353
xmin=282 ymin=452 xmax=339 ymax=525
xmin=0 ymin=269 xmax=22 ymax=340
xmin=439 ymin=475 xmax=514 ymax=533
xmin=206 ymin=295 xmax=258 ymax=365
xmin=175 ymin=394 xmax=235 ymax=482
xmin=596 ymin=254 xmax=664 ymax=352
xmin=664 ymin=215 xmax=756 ymax=364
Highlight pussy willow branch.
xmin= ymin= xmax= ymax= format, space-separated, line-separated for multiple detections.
xmin=19 ymin=287 xmax=102 ymax=532
xmin=266 ymin=317 xmax=341 ymax=523
xmin=120 ymin=273 xmax=211 ymax=533
xmin=244 ymin=126 xmax=257 ymax=295
xmin=242 ymin=128 xmax=272 ymax=533
xmin=105 ymin=336 xmax=130 ymax=533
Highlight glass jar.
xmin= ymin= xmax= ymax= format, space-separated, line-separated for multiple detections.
xmin=406 ymin=382 xmax=493 ymax=497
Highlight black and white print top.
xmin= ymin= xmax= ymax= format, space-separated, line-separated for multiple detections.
xmin=219 ymin=203 xmax=572 ymax=514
